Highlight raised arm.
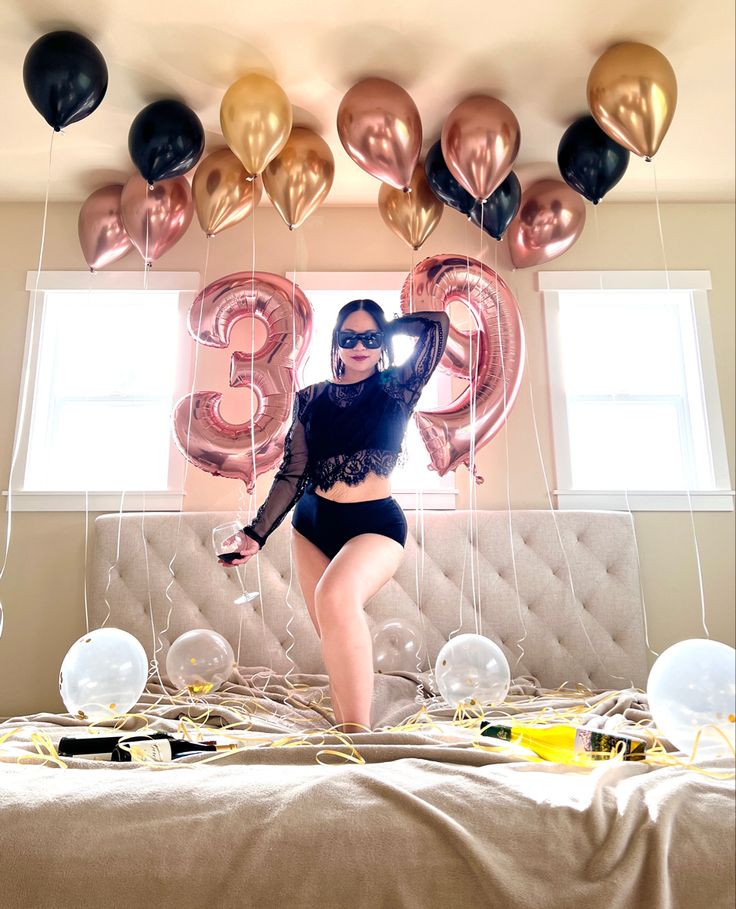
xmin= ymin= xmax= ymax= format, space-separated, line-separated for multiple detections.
xmin=384 ymin=309 xmax=450 ymax=409
xmin=240 ymin=388 xmax=312 ymax=548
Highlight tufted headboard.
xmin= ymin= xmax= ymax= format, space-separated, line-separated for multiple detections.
xmin=88 ymin=509 xmax=649 ymax=690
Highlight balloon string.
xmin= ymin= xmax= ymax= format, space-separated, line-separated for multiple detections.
xmin=453 ymin=216 xmax=472 ymax=639
xmin=506 ymin=265 xmax=631 ymax=687
xmin=138 ymin=184 xmax=152 ymax=677
xmin=148 ymin=236 xmax=213 ymax=698
xmin=592 ymin=203 xmax=659 ymax=661
xmin=143 ymin=183 xmax=150 ymax=287
xmin=243 ymin=192 xmax=271 ymax=692
xmin=407 ymin=245 xmax=428 ymax=704
xmin=100 ymin=490 xmax=125 ymax=627
xmin=462 ymin=224 xmax=477 ymax=633
xmin=103 ymin=183 xmax=154 ymax=629
xmin=281 ymin=230 xmax=301 ymax=687
xmin=652 ymin=161 xmax=709 ymax=639
xmin=0 ymin=128 xmax=56 ymax=640
xmin=82 ymin=267 xmax=98 ymax=634
xmin=100 ymin=182 xmax=151 ymax=628
xmin=492 ymin=242 xmax=526 ymax=672
xmin=472 ymin=206 xmax=484 ymax=634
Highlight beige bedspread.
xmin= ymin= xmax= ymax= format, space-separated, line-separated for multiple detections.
xmin=1 ymin=669 xmax=734 ymax=909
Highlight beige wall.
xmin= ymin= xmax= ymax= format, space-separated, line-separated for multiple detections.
xmin=0 ymin=199 xmax=733 ymax=717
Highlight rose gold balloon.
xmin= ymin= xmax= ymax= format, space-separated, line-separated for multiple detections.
xmin=78 ymin=184 xmax=133 ymax=271
xmin=120 ymin=173 xmax=193 ymax=265
xmin=403 ymin=255 xmax=525 ymax=481
xmin=441 ymin=96 xmax=521 ymax=203
xmin=192 ymin=148 xmax=261 ymax=237
xmin=262 ymin=127 xmax=334 ymax=230
xmin=587 ymin=42 xmax=677 ymax=160
xmin=172 ymin=272 xmax=313 ymax=492
xmin=337 ymin=77 xmax=422 ymax=192
xmin=507 ymin=179 xmax=586 ymax=269
xmin=378 ymin=163 xmax=443 ymax=250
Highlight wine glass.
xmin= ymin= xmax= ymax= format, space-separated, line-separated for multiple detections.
xmin=212 ymin=521 xmax=260 ymax=606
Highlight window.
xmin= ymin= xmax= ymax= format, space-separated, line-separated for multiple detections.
xmin=285 ymin=271 xmax=458 ymax=509
xmin=5 ymin=271 xmax=200 ymax=512
xmin=539 ymin=270 xmax=733 ymax=512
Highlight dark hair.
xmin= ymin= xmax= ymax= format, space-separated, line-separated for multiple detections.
xmin=330 ymin=299 xmax=395 ymax=379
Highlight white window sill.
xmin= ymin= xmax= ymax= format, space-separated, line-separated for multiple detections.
xmin=2 ymin=490 xmax=186 ymax=512
xmin=392 ymin=488 xmax=459 ymax=510
xmin=555 ymin=489 xmax=735 ymax=512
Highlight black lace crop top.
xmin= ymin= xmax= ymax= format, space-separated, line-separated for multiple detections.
xmin=240 ymin=310 xmax=450 ymax=548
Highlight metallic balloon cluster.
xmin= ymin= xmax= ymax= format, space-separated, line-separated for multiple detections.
xmin=337 ymin=79 xmax=523 ymax=252
xmin=25 ymin=31 xmax=677 ymax=272
xmin=509 ymin=41 xmax=678 ymax=269
xmin=75 ymin=70 xmax=334 ymax=270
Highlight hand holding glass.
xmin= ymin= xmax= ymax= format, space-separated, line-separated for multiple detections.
xmin=212 ymin=522 xmax=260 ymax=605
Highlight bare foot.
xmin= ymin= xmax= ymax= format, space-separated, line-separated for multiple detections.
xmin=334 ymin=721 xmax=371 ymax=734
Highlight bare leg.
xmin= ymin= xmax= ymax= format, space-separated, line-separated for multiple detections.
xmin=314 ymin=533 xmax=404 ymax=733
xmin=290 ymin=527 xmax=344 ymax=726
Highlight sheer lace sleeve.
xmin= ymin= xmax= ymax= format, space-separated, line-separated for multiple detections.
xmin=384 ymin=309 xmax=450 ymax=409
xmin=240 ymin=388 xmax=311 ymax=548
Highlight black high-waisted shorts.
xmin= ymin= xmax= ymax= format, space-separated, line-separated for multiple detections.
xmin=292 ymin=488 xmax=408 ymax=559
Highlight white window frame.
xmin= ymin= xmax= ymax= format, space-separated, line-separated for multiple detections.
xmin=3 ymin=271 xmax=200 ymax=512
xmin=539 ymin=270 xmax=734 ymax=512
xmin=285 ymin=270 xmax=458 ymax=510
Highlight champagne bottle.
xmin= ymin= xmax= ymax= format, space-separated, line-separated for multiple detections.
xmin=110 ymin=738 xmax=237 ymax=763
xmin=479 ymin=721 xmax=647 ymax=763
xmin=57 ymin=732 xmax=175 ymax=761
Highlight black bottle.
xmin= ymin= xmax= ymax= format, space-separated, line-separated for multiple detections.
xmin=57 ymin=732 xmax=174 ymax=761
xmin=110 ymin=738 xmax=237 ymax=762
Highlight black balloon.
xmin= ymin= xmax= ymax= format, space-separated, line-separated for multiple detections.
xmin=424 ymin=140 xmax=476 ymax=216
xmin=23 ymin=30 xmax=108 ymax=130
xmin=557 ymin=114 xmax=630 ymax=205
xmin=469 ymin=171 xmax=521 ymax=240
xmin=128 ymin=100 xmax=205 ymax=185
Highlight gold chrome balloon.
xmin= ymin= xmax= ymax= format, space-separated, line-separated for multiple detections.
xmin=587 ymin=42 xmax=677 ymax=160
xmin=220 ymin=74 xmax=292 ymax=175
xmin=378 ymin=163 xmax=443 ymax=250
xmin=262 ymin=127 xmax=334 ymax=230
xmin=192 ymin=148 xmax=262 ymax=237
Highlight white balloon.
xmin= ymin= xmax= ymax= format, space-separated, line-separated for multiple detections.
xmin=166 ymin=630 xmax=236 ymax=694
xmin=59 ymin=627 xmax=148 ymax=722
xmin=372 ymin=618 xmax=423 ymax=673
xmin=435 ymin=633 xmax=510 ymax=708
xmin=647 ymin=638 xmax=735 ymax=760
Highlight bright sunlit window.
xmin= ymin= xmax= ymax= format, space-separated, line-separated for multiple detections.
xmin=539 ymin=271 xmax=733 ymax=512
xmin=8 ymin=272 xmax=199 ymax=512
xmin=286 ymin=272 xmax=457 ymax=509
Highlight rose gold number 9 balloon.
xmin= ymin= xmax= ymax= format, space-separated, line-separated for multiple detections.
xmin=402 ymin=255 xmax=525 ymax=481
xmin=172 ymin=272 xmax=313 ymax=492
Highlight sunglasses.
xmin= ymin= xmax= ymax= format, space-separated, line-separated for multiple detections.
xmin=337 ymin=330 xmax=384 ymax=350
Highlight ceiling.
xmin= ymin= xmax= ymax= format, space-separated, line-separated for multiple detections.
xmin=1 ymin=0 xmax=734 ymax=204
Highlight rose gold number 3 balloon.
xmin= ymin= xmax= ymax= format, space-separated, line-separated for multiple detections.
xmin=402 ymin=255 xmax=525 ymax=482
xmin=172 ymin=272 xmax=313 ymax=491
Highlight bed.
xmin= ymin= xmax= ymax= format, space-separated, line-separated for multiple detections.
xmin=1 ymin=508 xmax=734 ymax=908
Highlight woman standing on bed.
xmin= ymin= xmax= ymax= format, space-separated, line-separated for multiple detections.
xmin=218 ymin=299 xmax=450 ymax=734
